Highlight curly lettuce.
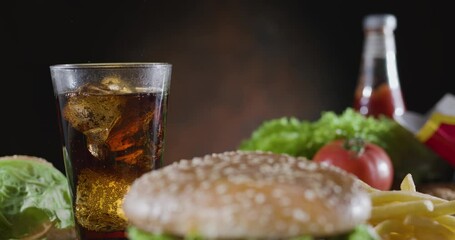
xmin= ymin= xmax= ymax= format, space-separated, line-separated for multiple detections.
xmin=239 ymin=117 xmax=313 ymax=157
xmin=0 ymin=156 xmax=74 ymax=239
xmin=239 ymin=108 xmax=453 ymax=185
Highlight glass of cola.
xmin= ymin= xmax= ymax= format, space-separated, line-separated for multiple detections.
xmin=50 ymin=63 xmax=172 ymax=240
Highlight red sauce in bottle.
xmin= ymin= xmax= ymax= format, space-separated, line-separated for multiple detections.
xmin=354 ymin=82 xmax=405 ymax=118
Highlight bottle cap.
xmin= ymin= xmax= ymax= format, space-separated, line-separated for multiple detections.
xmin=363 ymin=14 xmax=397 ymax=30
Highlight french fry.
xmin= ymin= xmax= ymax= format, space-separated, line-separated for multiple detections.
xmin=400 ymin=173 xmax=416 ymax=192
xmin=365 ymin=174 xmax=455 ymax=239
xmin=403 ymin=215 xmax=454 ymax=239
xmin=375 ymin=219 xmax=413 ymax=240
xmin=370 ymin=190 xmax=447 ymax=206
xmin=408 ymin=216 xmax=455 ymax=240
xmin=370 ymin=200 xmax=434 ymax=222
xmin=374 ymin=219 xmax=408 ymax=235
xmin=430 ymin=201 xmax=455 ymax=217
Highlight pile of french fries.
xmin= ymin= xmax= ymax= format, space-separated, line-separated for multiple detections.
xmin=362 ymin=174 xmax=455 ymax=240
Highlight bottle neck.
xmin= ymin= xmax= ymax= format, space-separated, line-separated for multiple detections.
xmin=361 ymin=29 xmax=400 ymax=89
xmin=363 ymin=29 xmax=396 ymax=59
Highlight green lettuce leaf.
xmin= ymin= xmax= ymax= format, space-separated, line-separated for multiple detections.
xmin=328 ymin=224 xmax=379 ymax=240
xmin=239 ymin=117 xmax=313 ymax=157
xmin=239 ymin=108 xmax=453 ymax=185
xmin=0 ymin=156 xmax=74 ymax=239
xmin=127 ymin=224 xmax=378 ymax=240
xmin=127 ymin=227 xmax=175 ymax=240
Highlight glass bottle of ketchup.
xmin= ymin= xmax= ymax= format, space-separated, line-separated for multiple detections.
xmin=354 ymin=14 xmax=405 ymax=119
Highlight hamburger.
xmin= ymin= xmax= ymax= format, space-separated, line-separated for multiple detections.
xmin=122 ymin=151 xmax=378 ymax=240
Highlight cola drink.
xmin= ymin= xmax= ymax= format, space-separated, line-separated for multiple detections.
xmin=50 ymin=63 xmax=172 ymax=240
xmin=56 ymin=88 xmax=168 ymax=238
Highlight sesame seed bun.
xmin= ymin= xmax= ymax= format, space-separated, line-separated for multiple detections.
xmin=122 ymin=151 xmax=371 ymax=239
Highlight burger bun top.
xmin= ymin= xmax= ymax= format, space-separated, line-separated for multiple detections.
xmin=123 ymin=151 xmax=371 ymax=239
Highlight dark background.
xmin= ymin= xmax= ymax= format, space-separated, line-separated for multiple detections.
xmin=1 ymin=0 xmax=453 ymax=173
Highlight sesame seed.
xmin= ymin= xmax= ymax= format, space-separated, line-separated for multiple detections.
xmin=192 ymin=157 xmax=203 ymax=165
xmin=297 ymin=161 xmax=307 ymax=169
xmin=304 ymin=190 xmax=315 ymax=201
xmin=292 ymin=208 xmax=309 ymax=222
xmin=255 ymin=193 xmax=266 ymax=204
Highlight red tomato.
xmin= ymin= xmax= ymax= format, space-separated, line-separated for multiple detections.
xmin=312 ymin=138 xmax=394 ymax=190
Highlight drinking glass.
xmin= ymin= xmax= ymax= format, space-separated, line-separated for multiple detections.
xmin=50 ymin=63 xmax=172 ymax=239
